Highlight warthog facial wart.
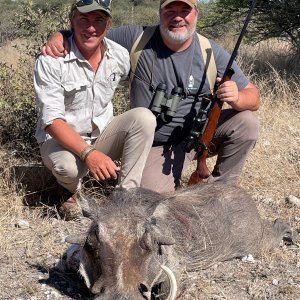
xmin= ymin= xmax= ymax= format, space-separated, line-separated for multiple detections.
xmin=65 ymin=183 xmax=293 ymax=299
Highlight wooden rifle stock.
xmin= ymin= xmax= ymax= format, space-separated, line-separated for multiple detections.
xmin=188 ymin=70 xmax=234 ymax=185
xmin=187 ymin=0 xmax=257 ymax=185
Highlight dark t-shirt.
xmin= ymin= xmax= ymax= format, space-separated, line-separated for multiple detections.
xmin=108 ymin=25 xmax=249 ymax=144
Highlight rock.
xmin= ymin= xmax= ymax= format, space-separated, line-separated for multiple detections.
xmin=286 ymin=195 xmax=300 ymax=206
xmin=15 ymin=219 xmax=30 ymax=229
xmin=242 ymin=254 xmax=255 ymax=263
xmin=272 ymin=279 xmax=279 ymax=285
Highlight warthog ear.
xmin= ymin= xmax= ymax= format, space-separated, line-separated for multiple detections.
xmin=273 ymin=219 xmax=291 ymax=235
xmin=78 ymin=192 xmax=100 ymax=219
xmin=272 ymin=218 xmax=293 ymax=244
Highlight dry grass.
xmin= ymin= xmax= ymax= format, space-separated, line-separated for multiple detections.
xmin=0 ymin=156 xmax=90 ymax=299
xmin=0 ymin=38 xmax=30 ymax=68
xmin=0 ymin=38 xmax=299 ymax=299
xmin=242 ymin=67 xmax=299 ymax=197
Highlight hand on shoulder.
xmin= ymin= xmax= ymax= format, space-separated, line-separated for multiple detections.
xmin=42 ymin=31 xmax=71 ymax=57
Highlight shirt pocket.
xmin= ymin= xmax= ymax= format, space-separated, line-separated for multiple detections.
xmin=102 ymin=61 xmax=123 ymax=91
xmin=62 ymin=81 xmax=91 ymax=111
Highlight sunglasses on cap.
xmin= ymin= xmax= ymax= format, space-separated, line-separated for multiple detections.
xmin=76 ymin=0 xmax=111 ymax=9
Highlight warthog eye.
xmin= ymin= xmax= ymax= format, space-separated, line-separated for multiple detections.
xmin=140 ymin=231 xmax=153 ymax=251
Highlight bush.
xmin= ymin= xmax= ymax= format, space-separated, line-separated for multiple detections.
xmin=0 ymin=59 xmax=38 ymax=158
xmin=0 ymin=0 xmax=70 ymax=158
xmin=13 ymin=0 xmax=70 ymax=57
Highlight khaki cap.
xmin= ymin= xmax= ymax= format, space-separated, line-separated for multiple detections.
xmin=160 ymin=0 xmax=198 ymax=9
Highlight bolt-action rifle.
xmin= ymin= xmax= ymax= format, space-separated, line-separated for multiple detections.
xmin=184 ymin=0 xmax=257 ymax=185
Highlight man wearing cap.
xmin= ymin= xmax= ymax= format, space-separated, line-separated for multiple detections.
xmin=34 ymin=0 xmax=156 ymax=217
xmin=43 ymin=0 xmax=260 ymax=193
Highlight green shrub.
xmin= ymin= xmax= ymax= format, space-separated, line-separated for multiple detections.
xmin=0 ymin=59 xmax=38 ymax=158
xmin=14 ymin=0 xmax=70 ymax=57
xmin=0 ymin=0 xmax=70 ymax=158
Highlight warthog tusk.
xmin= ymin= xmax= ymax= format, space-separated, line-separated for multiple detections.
xmin=161 ymin=265 xmax=177 ymax=300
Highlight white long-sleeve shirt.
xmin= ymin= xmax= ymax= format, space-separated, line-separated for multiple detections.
xmin=34 ymin=36 xmax=130 ymax=144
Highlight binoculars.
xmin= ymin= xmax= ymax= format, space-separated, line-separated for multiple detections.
xmin=151 ymin=83 xmax=183 ymax=122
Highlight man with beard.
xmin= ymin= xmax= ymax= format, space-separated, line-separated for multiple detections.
xmin=43 ymin=0 xmax=260 ymax=193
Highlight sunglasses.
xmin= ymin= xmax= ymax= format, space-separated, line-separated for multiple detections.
xmin=76 ymin=0 xmax=111 ymax=9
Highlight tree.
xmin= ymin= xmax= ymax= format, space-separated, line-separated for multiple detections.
xmin=199 ymin=0 xmax=300 ymax=55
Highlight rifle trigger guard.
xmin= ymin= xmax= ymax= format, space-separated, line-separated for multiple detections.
xmin=196 ymin=139 xmax=208 ymax=156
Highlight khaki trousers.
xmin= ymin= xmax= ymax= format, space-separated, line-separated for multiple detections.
xmin=40 ymin=107 xmax=156 ymax=193
xmin=141 ymin=109 xmax=260 ymax=193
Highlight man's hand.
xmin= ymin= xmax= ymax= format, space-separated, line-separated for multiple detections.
xmin=45 ymin=119 xmax=119 ymax=182
xmin=42 ymin=31 xmax=70 ymax=57
xmin=85 ymin=150 xmax=120 ymax=181
xmin=216 ymin=77 xmax=239 ymax=106
xmin=216 ymin=77 xmax=260 ymax=111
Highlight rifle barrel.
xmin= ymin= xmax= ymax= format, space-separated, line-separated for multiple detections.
xmin=187 ymin=0 xmax=258 ymax=185
xmin=222 ymin=0 xmax=258 ymax=84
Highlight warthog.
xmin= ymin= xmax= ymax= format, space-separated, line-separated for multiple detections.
xmin=65 ymin=183 xmax=292 ymax=300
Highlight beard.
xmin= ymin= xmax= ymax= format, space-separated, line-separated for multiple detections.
xmin=160 ymin=23 xmax=196 ymax=44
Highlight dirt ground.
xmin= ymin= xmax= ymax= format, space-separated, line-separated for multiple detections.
xmin=0 ymin=157 xmax=299 ymax=300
